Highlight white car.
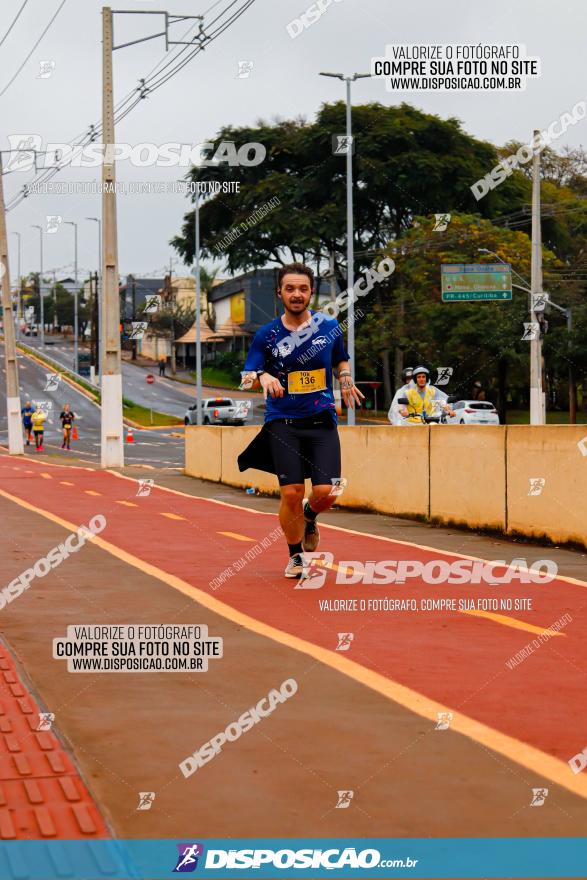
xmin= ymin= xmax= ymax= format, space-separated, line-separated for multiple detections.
xmin=184 ymin=397 xmax=252 ymax=426
xmin=447 ymin=400 xmax=500 ymax=425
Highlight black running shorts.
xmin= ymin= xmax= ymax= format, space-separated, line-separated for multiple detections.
xmin=266 ymin=413 xmax=341 ymax=487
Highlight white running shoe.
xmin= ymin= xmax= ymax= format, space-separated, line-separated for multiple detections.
xmin=284 ymin=553 xmax=307 ymax=578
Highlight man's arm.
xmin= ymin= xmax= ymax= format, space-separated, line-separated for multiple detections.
xmin=335 ymin=360 xmax=365 ymax=409
xmin=240 ymin=328 xmax=265 ymax=391
xmin=240 ymin=327 xmax=285 ymax=399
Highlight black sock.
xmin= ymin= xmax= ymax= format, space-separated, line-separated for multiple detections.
xmin=288 ymin=542 xmax=303 ymax=557
xmin=304 ymin=501 xmax=318 ymax=521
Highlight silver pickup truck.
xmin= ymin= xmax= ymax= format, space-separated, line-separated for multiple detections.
xmin=184 ymin=397 xmax=252 ymax=426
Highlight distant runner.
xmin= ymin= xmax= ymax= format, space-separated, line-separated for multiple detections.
xmin=59 ymin=404 xmax=75 ymax=450
xmin=21 ymin=400 xmax=35 ymax=446
xmin=238 ymin=262 xmax=363 ymax=578
xmin=30 ymin=407 xmax=47 ymax=452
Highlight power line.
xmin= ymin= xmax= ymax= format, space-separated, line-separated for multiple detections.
xmin=0 ymin=0 xmax=30 ymax=48
xmin=4 ymin=0 xmax=258 ymax=211
xmin=0 ymin=0 xmax=68 ymax=99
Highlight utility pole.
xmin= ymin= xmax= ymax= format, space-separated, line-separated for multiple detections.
xmin=86 ymin=217 xmax=102 ymax=379
xmin=567 ymin=308 xmax=575 ymax=424
xmin=194 ymin=189 xmax=202 ymax=425
xmin=12 ymin=231 xmax=21 ymax=341
xmin=90 ymin=271 xmax=100 ymax=383
xmin=131 ymin=276 xmax=137 ymax=360
xmin=101 ymin=6 xmax=124 ymax=466
xmin=530 ymin=129 xmax=544 ymax=425
xmin=52 ymin=270 xmax=57 ymax=330
xmin=65 ymin=221 xmax=79 ymax=373
xmin=31 ymin=224 xmax=44 ymax=346
xmin=0 ymin=154 xmax=24 ymax=454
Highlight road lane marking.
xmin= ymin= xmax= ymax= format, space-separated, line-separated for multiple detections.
xmin=0 ymin=483 xmax=585 ymax=801
xmin=116 ymin=500 xmax=138 ymax=508
xmin=84 ymin=490 xmax=101 ymax=496
xmin=160 ymin=512 xmax=185 ymax=520
xmin=461 ymin=609 xmax=566 ymax=637
xmin=59 ymin=481 xmax=75 ymax=486
xmin=219 ymin=531 xmax=255 ymax=542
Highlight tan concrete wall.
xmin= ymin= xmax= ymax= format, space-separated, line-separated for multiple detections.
xmin=337 ymin=426 xmax=429 ymax=517
xmin=184 ymin=425 xmax=222 ymax=483
xmin=184 ymin=424 xmax=587 ymax=549
xmin=506 ymin=426 xmax=587 ymax=547
xmin=430 ymin=426 xmax=506 ymax=529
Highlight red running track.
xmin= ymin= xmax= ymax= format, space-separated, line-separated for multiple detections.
xmin=1 ymin=455 xmax=585 ymax=765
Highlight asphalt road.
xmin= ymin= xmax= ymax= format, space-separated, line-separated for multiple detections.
xmin=22 ymin=334 xmax=266 ymax=424
xmin=0 ymin=344 xmax=185 ymax=468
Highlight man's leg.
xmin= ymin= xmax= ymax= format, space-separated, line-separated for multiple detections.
xmin=278 ymin=484 xmax=305 ymax=547
xmin=302 ymin=420 xmax=341 ymax=551
xmin=266 ymin=420 xmax=307 ymax=576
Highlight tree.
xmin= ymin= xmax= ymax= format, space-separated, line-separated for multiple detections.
xmin=356 ymin=214 xmax=563 ymax=419
xmin=171 ymin=101 xmax=530 ymax=282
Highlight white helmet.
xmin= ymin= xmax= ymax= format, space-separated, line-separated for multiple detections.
xmin=413 ymin=365 xmax=430 ymax=382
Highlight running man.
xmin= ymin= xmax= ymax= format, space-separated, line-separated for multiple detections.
xmin=30 ymin=406 xmax=47 ymax=451
xmin=59 ymin=404 xmax=75 ymax=449
xmin=238 ymin=263 xmax=364 ymax=578
xmin=21 ymin=400 xmax=35 ymax=446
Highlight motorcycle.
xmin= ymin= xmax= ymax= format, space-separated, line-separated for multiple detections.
xmin=397 ymin=396 xmax=450 ymax=425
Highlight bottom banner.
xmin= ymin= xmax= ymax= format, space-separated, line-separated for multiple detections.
xmin=0 ymin=838 xmax=583 ymax=879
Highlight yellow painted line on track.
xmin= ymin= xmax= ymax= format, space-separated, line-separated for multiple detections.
xmin=461 ymin=609 xmax=566 ymax=637
xmin=60 ymin=481 xmax=75 ymax=487
xmin=116 ymin=500 xmax=138 ymax=508
xmin=318 ymin=560 xmax=563 ymax=637
xmin=0 ymin=484 xmax=586 ymax=801
xmin=40 ymin=473 xmax=52 ymax=479
xmin=160 ymin=512 xmax=186 ymax=521
xmin=219 ymin=531 xmax=255 ymax=542
xmin=84 ymin=490 xmax=101 ymax=496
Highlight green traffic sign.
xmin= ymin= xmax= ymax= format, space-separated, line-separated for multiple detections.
xmin=441 ymin=263 xmax=512 ymax=302
xmin=443 ymin=290 xmax=512 ymax=302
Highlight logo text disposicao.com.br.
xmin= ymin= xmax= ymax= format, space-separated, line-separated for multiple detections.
xmin=200 ymin=847 xmax=418 ymax=870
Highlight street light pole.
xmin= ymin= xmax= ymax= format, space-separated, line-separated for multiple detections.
xmin=86 ymin=216 xmax=102 ymax=378
xmin=11 ymin=231 xmax=21 ymax=341
xmin=194 ymin=189 xmax=202 ymax=425
xmin=319 ymin=71 xmax=371 ymax=425
xmin=31 ymin=225 xmax=44 ymax=346
xmin=64 ymin=221 xmax=79 ymax=373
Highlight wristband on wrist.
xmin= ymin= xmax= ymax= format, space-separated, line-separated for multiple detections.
xmin=339 ymin=370 xmax=352 ymax=378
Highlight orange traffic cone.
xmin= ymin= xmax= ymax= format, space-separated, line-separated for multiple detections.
xmin=72 ymin=425 xmax=78 ymax=441
xmin=126 ymin=427 xmax=135 ymax=443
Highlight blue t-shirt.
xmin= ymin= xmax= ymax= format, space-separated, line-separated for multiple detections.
xmin=244 ymin=312 xmax=349 ymax=423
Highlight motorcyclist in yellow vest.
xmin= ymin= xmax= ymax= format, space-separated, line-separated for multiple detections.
xmin=399 ymin=366 xmax=455 ymax=424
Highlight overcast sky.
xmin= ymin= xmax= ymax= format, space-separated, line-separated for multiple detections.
xmin=1 ymin=0 xmax=585 ymax=284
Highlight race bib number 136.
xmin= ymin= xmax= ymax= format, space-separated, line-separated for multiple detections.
xmin=287 ymin=369 xmax=327 ymax=394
